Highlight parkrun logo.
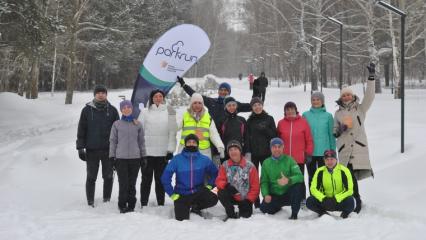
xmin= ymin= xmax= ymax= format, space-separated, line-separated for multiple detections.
xmin=155 ymin=41 xmax=198 ymax=63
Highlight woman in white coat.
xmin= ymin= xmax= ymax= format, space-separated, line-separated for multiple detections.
xmin=178 ymin=93 xmax=225 ymax=166
xmin=138 ymin=89 xmax=177 ymax=207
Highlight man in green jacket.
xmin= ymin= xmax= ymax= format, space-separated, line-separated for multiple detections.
xmin=260 ymin=138 xmax=304 ymax=219
xmin=306 ymin=149 xmax=355 ymax=219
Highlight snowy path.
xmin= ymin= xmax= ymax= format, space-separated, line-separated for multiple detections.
xmin=1 ymin=79 xmax=425 ymax=240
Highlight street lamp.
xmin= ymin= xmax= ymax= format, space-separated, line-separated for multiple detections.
xmin=326 ymin=16 xmax=343 ymax=89
xmin=376 ymin=0 xmax=406 ymax=153
xmin=312 ymin=36 xmax=324 ymax=92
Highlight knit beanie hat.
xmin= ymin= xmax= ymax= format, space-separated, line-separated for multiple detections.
xmin=149 ymin=89 xmax=165 ymax=105
xmin=311 ymin=91 xmax=325 ymax=105
xmin=323 ymin=149 xmax=337 ymax=159
xmin=227 ymin=140 xmax=242 ymax=153
xmin=284 ymin=101 xmax=298 ymax=114
xmin=184 ymin=134 xmax=199 ymax=146
xmin=224 ymin=96 xmax=237 ymax=109
xmin=270 ymin=137 xmax=284 ymax=148
xmin=219 ymin=82 xmax=231 ymax=94
xmin=340 ymin=85 xmax=354 ymax=97
xmin=190 ymin=93 xmax=204 ymax=105
xmin=120 ymin=100 xmax=133 ymax=110
xmin=250 ymin=97 xmax=263 ymax=107
xmin=93 ymin=85 xmax=107 ymax=96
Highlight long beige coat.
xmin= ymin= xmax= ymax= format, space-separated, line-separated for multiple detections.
xmin=334 ymin=80 xmax=375 ymax=180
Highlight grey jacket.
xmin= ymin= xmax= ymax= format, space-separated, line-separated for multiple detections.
xmin=109 ymin=119 xmax=146 ymax=159
xmin=334 ymin=80 xmax=375 ymax=180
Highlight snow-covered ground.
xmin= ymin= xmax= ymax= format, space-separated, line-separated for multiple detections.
xmin=1 ymin=77 xmax=425 ymax=240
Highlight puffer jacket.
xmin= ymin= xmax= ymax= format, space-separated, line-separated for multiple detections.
xmin=334 ymin=80 xmax=375 ymax=180
xmin=138 ymin=103 xmax=177 ymax=156
xmin=161 ymin=149 xmax=218 ymax=196
xmin=303 ymin=106 xmax=336 ymax=156
xmin=215 ymin=158 xmax=260 ymax=203
xmin=76 ymin=101 xmax=119 ymax=150
xmin=277 ymin=114 xmax=313 ymax=164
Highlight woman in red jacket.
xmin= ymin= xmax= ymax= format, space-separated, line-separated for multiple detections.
xmin=277 ymin=102 xmax=313 ymax=202
xmin=216 ymin=140 xmax=260 ymax=220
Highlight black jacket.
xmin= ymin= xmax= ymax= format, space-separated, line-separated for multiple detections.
xmin=247 ymin=111 xmax=277 ymax=157
xmin=76 ymin=101 xmax=119 ymax=151
xmin=219 ymin=111 xmax=250 ymax=155
xmin=253 ymin=76 xmax=268 ymax=91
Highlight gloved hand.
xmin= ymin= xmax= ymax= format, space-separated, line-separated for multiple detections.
xmin=205 ymin=185 xmax=213 ymax=190
xmin=109 ymin=157 xmax=116 ymax=170
xmin=171 ymin=193 xmax=180 ymax=201
xmin=78 ymin=149 xmax=86 ymax=161
xmin=367 ymin=62 xmax=375 ymax=80
xmin=177 ymin=76 xmax=185 ymax=87
xmin=305 ymin=154 xmax=312 ymax=165
xmin=218 ymin=147 xmax=225 ymax=159
xmin=244 ymin=153 xmax=251 ymax=162
xmin=240 ymin=199 xmax=252 ymax=207
xmin=166 ymin=152 xmax=173 ymax=161
xmin=225 ymin=183 xmax=239 ymax=195
xmin=321 ymin=197 xmax=337 ymax=211
xmin=335 ymin=122 xmax=348 ymax=137
xmin=140 ymin=157 xmax=148 ymax=171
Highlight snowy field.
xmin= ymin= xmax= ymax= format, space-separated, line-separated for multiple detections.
xmin=1 ymin=77 xmax=425 ymax=240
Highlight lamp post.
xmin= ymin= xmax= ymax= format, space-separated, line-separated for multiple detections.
xmin=326 ymin=16 xmax=343 ymax=89
xmin=312 ymin=36 xmax=324 ymax=92
xmin=376 ymin=0 xmax=406 ymax=153
xmin=273 ymin=53 xmax=281 ymax=87
xmin=259 ymin=56 xmax=265 ymax=72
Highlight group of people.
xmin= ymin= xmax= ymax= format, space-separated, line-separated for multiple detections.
xmin=76 ymin=63 xmax=376 ymax=221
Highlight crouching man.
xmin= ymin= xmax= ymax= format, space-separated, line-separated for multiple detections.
xmin=161 ymin=134 xmax=218 ymax=221
xmin=216 ymin=140 xmax=260 ymax=219
xmin=306 ymin=149 xmax=355 ymax=219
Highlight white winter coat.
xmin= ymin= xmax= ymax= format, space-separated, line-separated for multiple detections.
xmin=138 ymin=103 xmax=177 ymax=157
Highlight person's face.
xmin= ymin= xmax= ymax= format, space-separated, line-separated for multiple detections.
xmin=192 ymin=101 xmax=203 ymax=113
xmin=271 ymin=144 xmax=284 ymax=158
xmin=121 ymin=106 xmax=133 ymax=117
xmin=95 ymin=92 xmax=107 ymax=102
xmin=226 ymin=102 xmax=237 ymax=114
xmin=311 ymin=97 xmax=322 ymax=108
xmin=252 ymin=102 xmax=263 ymax=114
xmin=324 ymin=157 xmax=337 ymax=169
xmin=152 ymin=92 xmax=164 ymax=105
xmin=185 ymin=139 xmax=198 ymax=147
xmin=285 ymin=107 xmax=296 ymax=117
xmin=229 ymin=147 xmax=241 ymax=163
xmin=341 ymin=93 xmax=353 ymax=103
xmin=218 ymin=88 xmax=229 ymax=97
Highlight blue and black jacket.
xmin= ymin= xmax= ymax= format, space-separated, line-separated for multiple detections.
xmin=161 ymin=149 xmax=218 ymax=196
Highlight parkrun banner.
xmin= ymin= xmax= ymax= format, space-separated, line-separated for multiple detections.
xmin=131 ymin=24 xmax=211 ymax=116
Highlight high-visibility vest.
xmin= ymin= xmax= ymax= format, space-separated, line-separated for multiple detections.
xmin=180 ymin=111 xmax=211 ymax=150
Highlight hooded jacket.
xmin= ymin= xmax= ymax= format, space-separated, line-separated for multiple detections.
xmin=334 ymin=80 xmax=375 ymax=180
xmin=247 ymin=111 xmax=277 ymax=157
xmin=76 ymin=101 xmax=119 ymax=150
xmin=277 ymin=114 xmax=313 ymax=164
xmin=109 ymin=119 xmax=146 ymax=159
xmin=303 ymin=106 xmax=336 ymax=156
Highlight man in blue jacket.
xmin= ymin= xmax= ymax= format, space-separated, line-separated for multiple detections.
xmin=161 ymin=134 xmax=218 ymax=221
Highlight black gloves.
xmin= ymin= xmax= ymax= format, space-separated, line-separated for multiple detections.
xmin=367 ymin=62 xmax=375 ymax=80
xmin=166 ymin=152 xmax=174 ymax=161
xmin=177 ymin=76 xmax=185 ymax=87
xmin=225 ymin=183 xmax=239 ymax=195
xmin=334 ymin=122 xmax=348 ymax=138
xmin=322 ymin=197 xmax=337 ymax=211
xmin=78 ymin=149 xmax=86 ymax=161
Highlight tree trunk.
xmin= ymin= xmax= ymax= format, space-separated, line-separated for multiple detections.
xmin=30 ymin=56 xmax=40 ymax=99
xmin=384 ymin=63 xmax=390 ymax=87
xmin=65 ymin=33 xmax=76 ymax=104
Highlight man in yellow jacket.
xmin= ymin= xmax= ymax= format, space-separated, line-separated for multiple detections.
xmin=306 ymin=149 xmax=355 ymax=219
